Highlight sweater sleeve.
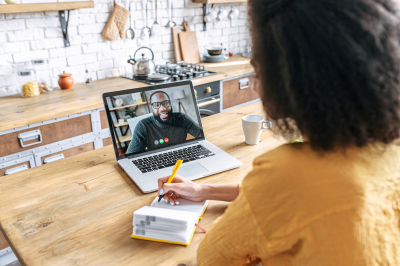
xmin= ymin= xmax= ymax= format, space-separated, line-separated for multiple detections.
xmin=197 ymin=190 xmax=266 ymax=266
xmin=126 ymin=121 xmax=147 ymax=154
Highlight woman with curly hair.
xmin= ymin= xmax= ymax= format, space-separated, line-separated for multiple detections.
xmin=158 ymin=0 xmax=400 ymax=265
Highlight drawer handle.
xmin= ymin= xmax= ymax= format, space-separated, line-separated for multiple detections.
xmin=44 ymin=154 xmax=65 ymax=164
xmin=239 ymin=78 xmax=250 ymax=90
xmin=18 ymin=129 xmax=42 ymax=148
xmin=205 ymin=87 xmax=212 ymax=93
xmin=197 ymin=98 xmax=220 ymax=108
xmin=5 ymin=164 xmax=28 ymax=175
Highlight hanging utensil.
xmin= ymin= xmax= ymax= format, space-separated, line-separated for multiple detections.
xmin=151 ymin=0 xmax=161 ymax=36
xmin=142 ymin=0 xmax=151 ymax=37
xmin=126 ymin=0 xmax=135 ymax=39
xmin=166 ymin=0 xmax=176 ymax=28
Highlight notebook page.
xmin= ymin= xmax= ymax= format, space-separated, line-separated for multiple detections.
xmin=150 ymin=197 xmax=208 ymax=217
xmin=134 ymin=206 xmax=195 ymax=223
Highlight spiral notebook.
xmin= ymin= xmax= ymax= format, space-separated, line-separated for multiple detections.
xmin=131 ymin=197 xmax=209 ymax=245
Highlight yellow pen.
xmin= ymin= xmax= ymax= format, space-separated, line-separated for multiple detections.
xmin=158 ymin=159 xmax=183 ymax=202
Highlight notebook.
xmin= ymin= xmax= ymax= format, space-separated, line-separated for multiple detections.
xmin=131 ymin=197 xmax=209 ymax=245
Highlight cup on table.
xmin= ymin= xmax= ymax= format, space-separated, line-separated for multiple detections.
xmin=242 ymin=115 xmax=272 ymax=145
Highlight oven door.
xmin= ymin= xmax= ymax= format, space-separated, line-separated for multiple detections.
xmin=197 ymin=95 xmax=221 ymax=118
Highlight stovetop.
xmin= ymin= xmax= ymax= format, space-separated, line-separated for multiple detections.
xmin=121 ymin=62 xmax=217 ymax=85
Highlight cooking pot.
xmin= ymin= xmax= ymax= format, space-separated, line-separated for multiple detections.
xmin=127 ymin=47 xmax=156 ymax=78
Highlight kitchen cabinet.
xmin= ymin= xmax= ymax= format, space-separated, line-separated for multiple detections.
xmin=222 ymin=74 xmax=259 ymax=110
xmin=39 ymin=143 xmax=95 ymax=165
xmin=0 ymin=155 xmax=34 ymax=176
xmin=0 ymin=109 xmax=110 ymax=176
xmin=0 ymin=115 xmax=92 ymax=158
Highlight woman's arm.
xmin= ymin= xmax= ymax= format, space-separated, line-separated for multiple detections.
xmin=197 ymin=190 xmax=264 ymax=266
xmin=157 ymin=175 xmax=239 ymax=204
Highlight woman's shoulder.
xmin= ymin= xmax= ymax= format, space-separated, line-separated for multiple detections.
xmin=253 ymin=142 xmax=312 ymax=168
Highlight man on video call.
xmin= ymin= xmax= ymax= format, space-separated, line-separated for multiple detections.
xmin=127 ymin=91 xmax=202 ymax=154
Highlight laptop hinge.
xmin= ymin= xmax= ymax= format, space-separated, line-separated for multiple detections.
xmin=122 ymin=140 xmax=203 ymax=161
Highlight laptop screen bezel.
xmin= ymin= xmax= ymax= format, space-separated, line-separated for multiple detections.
xmin=102 ymin=80 xmax=206 ymax=161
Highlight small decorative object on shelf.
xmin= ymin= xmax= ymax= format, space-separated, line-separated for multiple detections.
xmin=115 ymin=98 xmax=124 ymax=107
xmin=18 ymin=69 xmax=40 ymax=98
xmin=32 ymin=59 xmax=54 ymax=93
xmin=38 ymin=82 xmax=53 ymax=93
xmin=118 ymin=119 xmax=125 ymax=125
xmin=84 ymin=70 xmax=92 ymax=85
xmin=58 ymin=71 xmax=74 ymax=90
xmin=4 ymin=0 xmax=17 ymax=4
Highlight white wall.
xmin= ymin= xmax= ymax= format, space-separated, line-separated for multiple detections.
xmin=0 ymin=0 xmax=250 ymax=97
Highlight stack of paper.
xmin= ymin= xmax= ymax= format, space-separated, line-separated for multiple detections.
xmin=132 ymin=197 xmax=209 ymax=245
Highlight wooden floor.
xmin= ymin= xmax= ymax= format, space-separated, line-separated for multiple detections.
xmin=0 ymin=231 xmax=8 ymax=250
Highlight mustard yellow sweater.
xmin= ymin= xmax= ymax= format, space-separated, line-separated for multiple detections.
xmin=197 ymin=142 xmax=400 ymax=265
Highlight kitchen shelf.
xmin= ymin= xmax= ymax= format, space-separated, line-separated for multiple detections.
xmin=193 ymin=0 xmax=246 ymax=3
xmin=0 ymin=1 xmax=94 ymax=14
xmin=119 ymin=135 xmax=132 ymax=143
xmin=114 ymin=122 xmax=129 ymax=128
xmin=109 ymin=102 xmax=148 ymax=111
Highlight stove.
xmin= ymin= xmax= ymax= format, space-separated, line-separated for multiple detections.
xmin=121 ymin=62 xmax=217 ymax=85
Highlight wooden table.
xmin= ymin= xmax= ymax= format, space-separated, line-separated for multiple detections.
xmin=0 ymin=102 xmax=283 ymax=266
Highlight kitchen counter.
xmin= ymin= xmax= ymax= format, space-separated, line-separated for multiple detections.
xmin=0 ymin=55 xmax=253 ymax=132
xmin=0 ymin=102 xmax=283 ymax=266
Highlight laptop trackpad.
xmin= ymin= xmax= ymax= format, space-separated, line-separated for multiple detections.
xmin=179 ymin=163 xmax=208 ymax=178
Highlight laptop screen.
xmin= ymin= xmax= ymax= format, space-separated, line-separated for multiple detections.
xmin=104 ymin=82 xmax=204 ymax=159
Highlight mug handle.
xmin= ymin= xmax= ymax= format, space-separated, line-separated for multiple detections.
xmin=262 ymin=121 xmax=272 ymax=129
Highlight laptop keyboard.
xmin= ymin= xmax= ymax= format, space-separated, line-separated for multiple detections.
xmin=132 ymin=145 xmax=215 ymax=173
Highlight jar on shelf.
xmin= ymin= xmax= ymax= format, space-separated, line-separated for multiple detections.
xmin=84 ymin=69 xmax=93 ymax=85
xmin=31 ymin=59 xmax=53 ymax=93
xmin=18 ymin=69 xmax=40 ymax=98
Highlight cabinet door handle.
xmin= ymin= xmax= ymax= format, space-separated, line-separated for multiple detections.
xmin=239 ymin=78 xmax=250 ymax=90
xmin=197 ymin=98 xmax=220 ymax=108
xmin=18 ymin=129 xmax=42 ymax=148
xmin=5 ymin=164 xmax=28 ymax=175
xmin=43 ymin=154 xmax=65 ymax=164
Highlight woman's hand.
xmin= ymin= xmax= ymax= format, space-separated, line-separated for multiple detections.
xmin=157 ymin=175 xmax=241 ymax=205
xmin=157 ymin=175 xmax=204 ymax=205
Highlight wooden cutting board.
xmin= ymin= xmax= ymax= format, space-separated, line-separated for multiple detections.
xmin=171 ymin=26 xmax=184 ymax=62
xmin=178 ymin=21 xmax=201 ymax=64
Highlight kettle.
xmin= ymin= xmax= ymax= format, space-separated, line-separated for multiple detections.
xmin=128 ymin=47 xmax=156 ymax=78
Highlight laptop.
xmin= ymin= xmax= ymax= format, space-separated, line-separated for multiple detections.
xmin=102 ymin=80 xmax=242 ymax=193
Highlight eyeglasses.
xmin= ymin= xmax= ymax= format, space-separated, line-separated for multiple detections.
xmin=151 ymin=100 xmax=171 ymax=109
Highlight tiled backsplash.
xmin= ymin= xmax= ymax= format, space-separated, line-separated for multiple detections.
xmin=0 ymin=0 xmax=250 ymax=97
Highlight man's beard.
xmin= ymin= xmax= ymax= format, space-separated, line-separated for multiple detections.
xmin=154 ymin=108 xmax=173 ymax=125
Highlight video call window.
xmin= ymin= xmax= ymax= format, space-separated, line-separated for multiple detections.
xmin=105 ymin=85 xmax=203 ymax=157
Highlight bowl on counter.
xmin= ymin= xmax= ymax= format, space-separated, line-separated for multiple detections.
xmin=207 ymin=47 xmax=223 ymax=56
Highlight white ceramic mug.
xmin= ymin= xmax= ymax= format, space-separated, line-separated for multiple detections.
xmin=216 ymin=6 xmax=227 ymax=21
xmin=204 ymin=9 xmax=218 ymax=23
xmin=242 ymin=115 xmax=272 ymax=145
xmin=228 ymin=5 xmax=240 ymax=20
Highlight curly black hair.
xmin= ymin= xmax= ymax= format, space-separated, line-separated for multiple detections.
xmin=248 ymin=0 xmax=400 ymax=150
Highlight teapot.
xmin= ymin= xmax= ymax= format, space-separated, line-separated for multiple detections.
xmin=128 ymin=47 xmax=156 ymax=78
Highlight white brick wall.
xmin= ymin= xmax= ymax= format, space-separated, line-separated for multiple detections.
xmin=0 ymin=0 xmax=250 ymax=97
